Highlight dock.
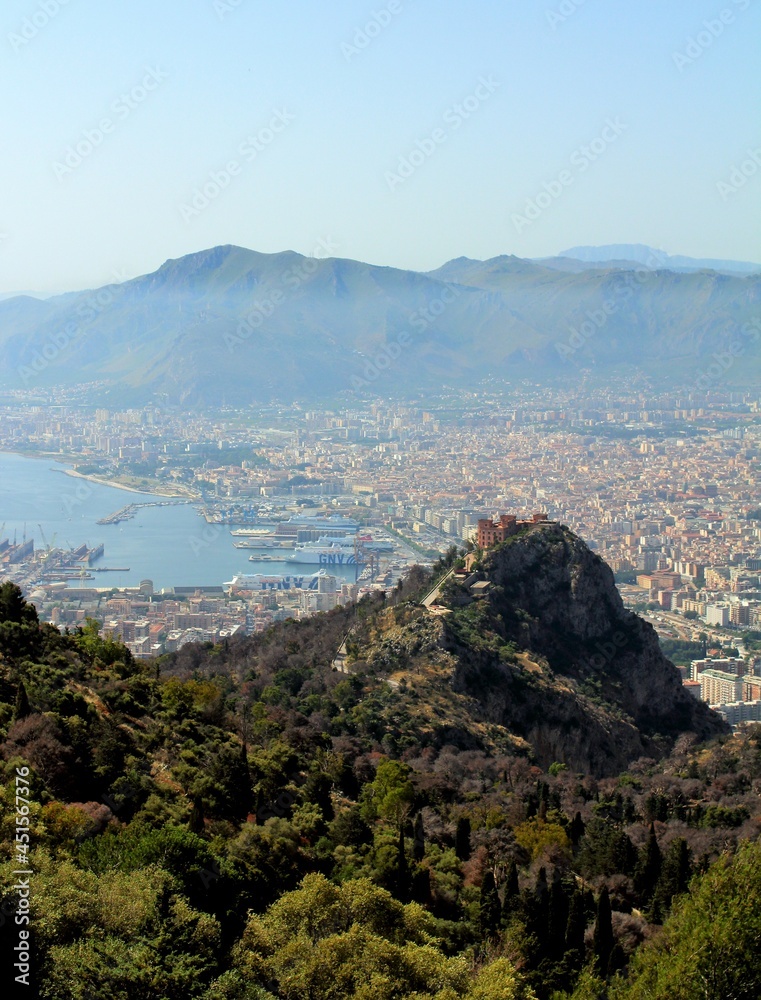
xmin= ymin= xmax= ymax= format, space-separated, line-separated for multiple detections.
xmin=97 ymin=505 xmax=136 ymax=525
xmin=97 ymin=499 xmax=194 ymax=525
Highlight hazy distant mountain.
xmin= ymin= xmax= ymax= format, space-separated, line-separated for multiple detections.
xmin=0 ymin=291 xmax=52 ymax=301
xmin=554 ymin=244 xmax=761 ymax=276
xmin=0 ymin=244 xmax=758 ymax=405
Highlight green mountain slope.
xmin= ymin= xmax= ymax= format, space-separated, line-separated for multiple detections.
xmin=0 ymin=519 xmax=755 ymax=1000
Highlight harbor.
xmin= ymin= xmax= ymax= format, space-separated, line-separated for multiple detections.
xmin=0 ymin=454 xmax=417 ymax=596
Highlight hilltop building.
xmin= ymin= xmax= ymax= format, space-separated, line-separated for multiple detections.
xmin=477 ymin=512 xmax=549 ymax=549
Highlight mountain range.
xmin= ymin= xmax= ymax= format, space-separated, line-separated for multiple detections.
xmin=1 ymin=243 xmax=759 ymax=405
xmin=550 ymin=244 xmax=761 ymax=275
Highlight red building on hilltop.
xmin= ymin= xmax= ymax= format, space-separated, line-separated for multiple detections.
xmin=477 ymin=512 xmax=549 ymax=549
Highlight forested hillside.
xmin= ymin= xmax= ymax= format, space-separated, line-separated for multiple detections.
xmin=0 ymin=552 xmax=759 ymax=998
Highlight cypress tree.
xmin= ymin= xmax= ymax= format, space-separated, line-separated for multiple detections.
xmin=525 ymin=867 xmax=550 ymax=955
xmin=410 ymin=863 xmax=431 ymax=904
xmin=635 ymin=823 xmax=662 ymax=905
xmin=501 ymin=859 xmax=520 ymax=925
xmin=564 ymin=890 xmax=587 ymax=970
xmin=592 ymin=886 xmax=614 ymax=976
xmin=569 ymin=810 xmax=585 ymax=847
xmin=455 ymin=816 xmax=471 ymax=860
xmin=396 ymin=825 xmax=409 ymax=900
xmin=13 ymin=680 xmax=31 ymax=721
xmin=608 ymin=941 xmax=626 ymax=977
xmin=547 ymin=878 xmax=569 ymax=959
xmin=413 ymin=812 xmax=425 ymax=862
xmin=609 ymin=829 xmax=638 ymax=876
xmin=652 ymin=837 xmax=691 ymax=919
xmin=479 ymin=869 xmax=501 ymax=938
xmin=538 ymin=781 xmax=549 ymax=821
xmin=188 ymin=795 xmax=205 ymax=834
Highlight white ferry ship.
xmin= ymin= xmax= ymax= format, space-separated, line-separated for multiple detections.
xmin=286 ymin=515 xmax=359 ymax=529
xmin=224 ymin=570 xmax=332 ymax=591
xmin=230 ymin=527 xmax=275 ymax=537
xmin=288 ymin=537 xmax=366 ymax=565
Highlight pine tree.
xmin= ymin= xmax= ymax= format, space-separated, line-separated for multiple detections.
xmin=592 ymin=886 xmax=614 ymax=976
xmin=479 ymin=869 xmax=501 ymax=938
xmin=455 ymin=816 xmax=471 ymax=860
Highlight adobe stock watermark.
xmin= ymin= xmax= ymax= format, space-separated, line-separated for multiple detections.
xmin=224 ymin=236 xmax=337 ymax=352
xmin=589 ymin=630 xmax=628 ymax=671
xmin=672 ymin=0 xmax=751 ymax=71
xmin=17 ymin=269 xmax=130 ymax=384
xmin=53 ymin=67 xmax=169 ymax=181
xmin=350 ymin=331 xmax=412 ymax=391
xmin=694 ymin=318 xmax=761 ymax=391
xmin=179 ymin=109 xmax=296 ymax=222
xmin=716 ymin=146 xmax=761 ymax=200
xmin=385 ymin=76 xmax=500 ymax=192
xmin=554 ymin=251 xmax=671 ymax=361
xmin=188 ymin=520 xmax=225 ymax=557
xmin=12 ymin=766 xmax=33 ymax=987
xmin=341 ymin=0 xmax=408 ymax=61
xmin=61 ymin=477 xmax=95 ymax=515
xmin=546 ymin=0 xmax=591 ymax=30
xmin=511 ymin=117 xmax=627 ymax=233
xmin=8 ymin=0 xmax=72 ymax=53
xmin=213 ymin=0 xmax=248 ymax=21
xmin=350 ymin=284 xmax=461 ymax=390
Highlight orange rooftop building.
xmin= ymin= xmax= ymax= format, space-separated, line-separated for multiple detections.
xmin=477 ymin=513 xmax=549 ymax=548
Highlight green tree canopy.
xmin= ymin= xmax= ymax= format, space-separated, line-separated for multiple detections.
xmin=613 ymin=841 xmax=761 ymax=1000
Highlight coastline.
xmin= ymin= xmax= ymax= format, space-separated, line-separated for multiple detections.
xmin=0 ymin=449 xmax=196 ymax=500
xmin=61 ymin=468 xmax=195 ymax=499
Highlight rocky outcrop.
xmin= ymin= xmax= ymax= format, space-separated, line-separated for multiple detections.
xmin=443 ymin=523 xmax=726 ymax=775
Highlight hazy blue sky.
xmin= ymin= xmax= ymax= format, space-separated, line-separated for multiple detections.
xmin=1 ymin=0 xmax=759 ymax=292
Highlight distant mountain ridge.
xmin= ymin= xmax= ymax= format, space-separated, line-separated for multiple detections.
xmin=554 ymin=243 xmax=760 ymax=275
xmin=0 ymin=243 xmax=759 ymax=404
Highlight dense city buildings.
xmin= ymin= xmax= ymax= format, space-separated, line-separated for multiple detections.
xmin=1 ymin=380 xmax=760 ymax=716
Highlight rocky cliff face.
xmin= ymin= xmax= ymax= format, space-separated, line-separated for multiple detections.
xmin=438 ymin=523 xmax=726 ymax=775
